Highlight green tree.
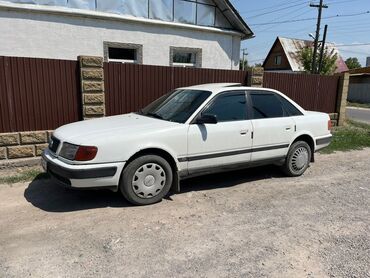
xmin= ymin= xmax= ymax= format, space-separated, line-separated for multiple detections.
xmin=345 ymin=57 xmax=361 ymax=69
xmin=299 ymin=46 xmax=338 ymax=75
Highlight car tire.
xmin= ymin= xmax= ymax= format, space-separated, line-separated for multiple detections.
xmin=120 ymin=155 xmax=173 ymax=205
xmin=282 ymin=141 xmax=312 ymax=177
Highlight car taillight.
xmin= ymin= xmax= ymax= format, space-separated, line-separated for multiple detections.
xmin=75 ymin=146 xmax=98 ymax=161
xmin=328 ymin=120 xmax=332 ymax=130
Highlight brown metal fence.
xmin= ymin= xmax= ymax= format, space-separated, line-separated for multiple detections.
xmin=0 ymin=57 xmax=342 ymax=134
xmin=263 ymin=72 xmax=340 ymax=113
xmin=104 ymin=63 xmax=248 ymax=116
xmin=0 ymin=56 xmax=81 ymax=133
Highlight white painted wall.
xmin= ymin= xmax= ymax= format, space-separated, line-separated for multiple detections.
xmin=0 ymin=6 xmax=241 ymax=69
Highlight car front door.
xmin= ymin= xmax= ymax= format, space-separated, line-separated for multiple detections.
xmin=248 ymin=90 xmax=295 ymax=161
xmin=186 ymin=91 xmax=253 ymax=175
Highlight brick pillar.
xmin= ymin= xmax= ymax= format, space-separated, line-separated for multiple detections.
xmin=78 ymin=56 xmax=105 ymax=120
xmin=247 ymin=67 xmax=264 ymax=87
xmin=336 ymin=72 xmax=349 ymax=126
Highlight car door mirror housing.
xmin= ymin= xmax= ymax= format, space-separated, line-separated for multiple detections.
xmin=196 ymin=114 xmax=218 ymax=124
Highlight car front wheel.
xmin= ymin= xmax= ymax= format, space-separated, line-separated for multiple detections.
xmin=120 ymin=155 xmax=173 ymax=205
xmin=282 ymin=141 xmax=311 ymax=177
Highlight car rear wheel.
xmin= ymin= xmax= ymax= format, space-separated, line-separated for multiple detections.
xmin=120 ymin=155 xmax=173 ymax=205
xmin=282 ymin=141 xmax=311 ymax=177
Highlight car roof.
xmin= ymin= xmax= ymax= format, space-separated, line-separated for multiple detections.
xmin=178 ymin=83 xmax=242 ymax=90
xmin=178 ymin=83 xmax=274 ymax=93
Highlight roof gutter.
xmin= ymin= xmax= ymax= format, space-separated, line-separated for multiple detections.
xmin=223 ymin=0 xmax=254 ymax=40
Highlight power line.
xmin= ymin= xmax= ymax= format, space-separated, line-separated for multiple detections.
xmin=250 ymin=11 xmax=370 ymax=26
xmin=326 ymin=0 xmax=363 ymax=5
xmin=246 ymin=2 xmax=308 ymax=19
xmin=254 ymin=6 xmax=313 ymax=32
xmin=239 ymin=0 xmax=307 ymax=14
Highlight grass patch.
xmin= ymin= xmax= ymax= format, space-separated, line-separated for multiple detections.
xmin=347 ymin=101 xmax=370 ymax=109
xmin=0 ymin=169 xmax=49 ymax=184
xmin=320 ymin=120 xmax=370 ymax=154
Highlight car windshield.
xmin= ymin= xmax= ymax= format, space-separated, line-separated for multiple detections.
xmin=138 ymin=89 xmax=211 ymax=123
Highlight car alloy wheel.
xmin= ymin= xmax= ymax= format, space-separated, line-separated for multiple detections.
xmin=282 ymin=141 xmax=312 ymax=177
xmin=132 ymin=163 xmax=166 ymax=199
xmin=290 ymin=146 xmax=309 ymax=173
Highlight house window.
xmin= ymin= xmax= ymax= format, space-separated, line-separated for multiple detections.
xmin=109 ymin=48 xmax=136 ymax=62
xmin=275 ymin=55 xmax=282 ymax=65
xmin=174 ymin=0 xmax=196 ymax=24
xmin=170 ymin=47 xmax=202 ymax=68
xmin=103 ymin=42 xmax=143 ymax=63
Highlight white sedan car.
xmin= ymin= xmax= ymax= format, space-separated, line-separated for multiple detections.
xmin=42 ymin=83 xmax=332 ymax=205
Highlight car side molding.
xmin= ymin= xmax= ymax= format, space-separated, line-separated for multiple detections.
xmin=178 ymin=144 xmax=289 ymax=162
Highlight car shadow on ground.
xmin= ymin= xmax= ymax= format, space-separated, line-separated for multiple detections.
xmin=24 ymin=165 xmax=285 ymax=213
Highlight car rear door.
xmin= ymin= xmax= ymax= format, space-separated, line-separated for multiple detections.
xmin=248 ymin=90 xmax=295 ymax=161
xmin=186 ymin=91 xmax=253 ymax=174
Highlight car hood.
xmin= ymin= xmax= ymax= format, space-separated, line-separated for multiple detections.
xmin=53 ymin=113 xmax=179 ymax=144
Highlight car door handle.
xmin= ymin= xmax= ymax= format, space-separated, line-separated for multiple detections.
xmin=285 ymin=126 xmax=292 ymax=131
xmin=240 ymin=129 xmax=249 ymax=135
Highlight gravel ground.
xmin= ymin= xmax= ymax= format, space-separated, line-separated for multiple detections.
xmin=0 ymin=149 xmax=369 ymax=278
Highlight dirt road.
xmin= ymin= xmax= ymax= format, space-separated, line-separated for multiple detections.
xmin=0 ymin=149 xmax=369 ymax=277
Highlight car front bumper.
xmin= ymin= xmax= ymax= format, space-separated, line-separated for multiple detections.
xmin=42 ymin=149 xmax=126 ymax=190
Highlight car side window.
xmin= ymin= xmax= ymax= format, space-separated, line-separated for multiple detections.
xmin=277 ymin=95 xmax=303 ymax=116
xmin=250 ymin=93 xmax=284 ymax=119
xmin=203 ymin=92 xmax=247 ymax=122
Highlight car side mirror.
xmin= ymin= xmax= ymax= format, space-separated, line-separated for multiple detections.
xmin=196 ymin=114 xmax=218 ymax=124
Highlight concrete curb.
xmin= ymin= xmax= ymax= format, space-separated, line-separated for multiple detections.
xmin=347 ymin=106 xmax=370 ymax=111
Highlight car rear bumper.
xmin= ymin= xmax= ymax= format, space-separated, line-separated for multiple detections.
xmin=315 ymin=134 xmax=332 ymax=151
xmin=42 ymin=149 xmax=126 ymax=190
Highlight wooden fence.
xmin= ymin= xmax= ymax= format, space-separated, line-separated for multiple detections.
xmin=263 ymin=72 xmax=340 ymax=113
xmin=104 ymin=63 xmax=249 ymax=116
xmin=0 ymin=56 xmax=81 ymax=133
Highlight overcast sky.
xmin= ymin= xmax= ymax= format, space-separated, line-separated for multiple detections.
xmin=230 ymin=0 xmax=370 ymax=66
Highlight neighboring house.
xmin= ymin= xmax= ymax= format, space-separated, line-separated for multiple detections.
xmin=263 ymin=37 xmax=348 ymax=73
xmin=0 ymin=0 xmax=253 ymax=70
xmin=348 ymin=66 xmax=370 ymax=103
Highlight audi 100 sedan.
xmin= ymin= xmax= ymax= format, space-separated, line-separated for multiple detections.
xmin=42 ymin=83 xmax=332 ymax=205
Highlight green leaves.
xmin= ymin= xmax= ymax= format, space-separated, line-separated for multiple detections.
xmin=299 ymin=46 xmax=338 ymax=75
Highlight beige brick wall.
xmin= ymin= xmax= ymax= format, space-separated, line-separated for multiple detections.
xmin=79 ymin=56 xmax=105 ymax=120
xmin=336 ymin=73 xmax=349 ymax=126
xmin=0 ymin=130 xmax=52 ymax=161
xmin=0 ymin=147 xmax=6 ymax=160
xmin=0 ymin=133 xmax=19 ymax=146
xmin=329 ymin=113 xmax=339 ymax=127
xmin=248 ymin=67 xmax=264 ymax=88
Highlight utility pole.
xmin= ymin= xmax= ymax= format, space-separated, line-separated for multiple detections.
xmin=310 ymin=0 xmax=328 ymax=74
xmin=241 ymin=48 xmax=248 ymax=71
xmin=318 ymin=24 xmax=328 ymax=74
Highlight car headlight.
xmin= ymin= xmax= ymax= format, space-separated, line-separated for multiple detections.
xmin=59 ymin=142 xmax=79 ymax=160
xmin=59 ymin=142 xmax=98 ymax=161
